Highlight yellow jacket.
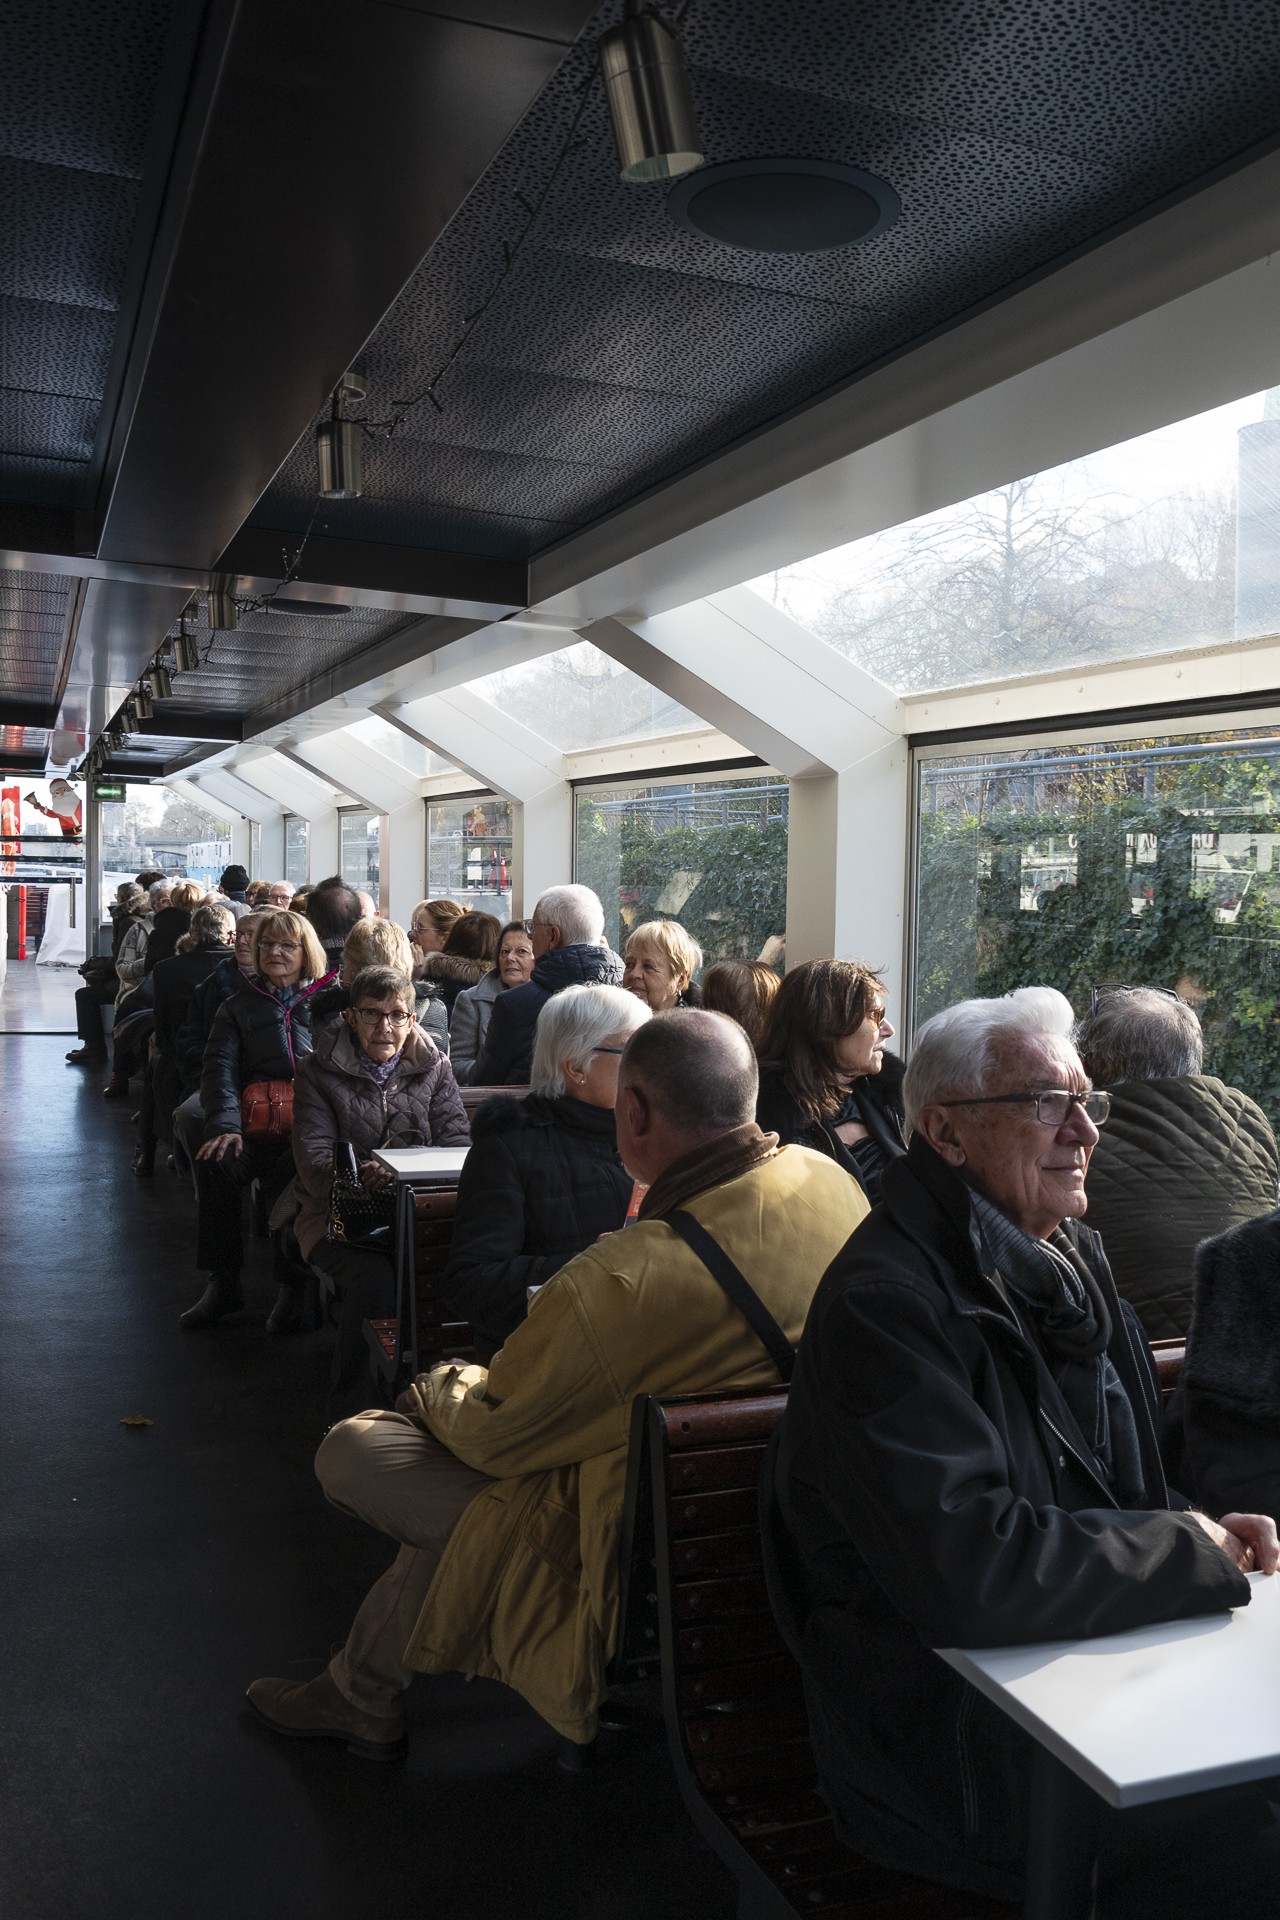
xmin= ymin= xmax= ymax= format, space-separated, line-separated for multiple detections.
xmin=405 ymin=1142 xmax=868 ymax=1741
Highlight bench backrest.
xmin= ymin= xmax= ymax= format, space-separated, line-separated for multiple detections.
xmin=459 ymin=1083 xmax=531 ymax=1121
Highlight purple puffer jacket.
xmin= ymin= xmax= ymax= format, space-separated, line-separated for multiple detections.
xmin=291 ymin=1020 xmax=470 ymax=1258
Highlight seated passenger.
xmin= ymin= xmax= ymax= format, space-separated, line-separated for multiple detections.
xmin=135 ymin=902 xmax=236 ymax=1177
xmin=218 ymin=863 xmax=250 ymax=906
xmin=311 ymin=917 xmax=449 ymax=1053
xmin=448 ymin=919 xmax=535 ymax=1085
xmin=144 ymin=878 xmax=203 ymax=974
xmin=764 ymin=986 xmax=1277 ymax=1916
xmin=472 ymin=884 xmax=624 ymax=1087
xmin=755 ymin=958 xmax=904 ymax=1202
xmin=443 ymin=983 xmax=650 ymax=1362
xmin=181 ymin=911 xmax=334 ymax=1333
xmin=264 ymin=880 xmax=293 ymax=908
xmin=417 ymin=909 xmax=500 ymax=1018
xmin=408 ymin=897 xmax=465 ymax=960
xmin=115 ymin=879 xmax=170 ymax=1003
xmin=1076 ymin=984 xmax=1280 ymax=1337
xmin=171 ymin=911 xmax=264 ymax=1176
xmin=305 ymin=877 xmax=364 ymax=977
xmin=247 ymin=1010 xmax=868 ymax=1759
xmin=700 ymin=956 xmax=778 ymax=1044
xmin=622 ymin=918 xmax=702 ymax=1011
xmin=67 ymin=881 xmax=146 ymax=1066
xmin=293 ymin=964 xmax=469 ymax=1413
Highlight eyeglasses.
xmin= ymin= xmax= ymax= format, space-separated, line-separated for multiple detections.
xmin=259 ymin=940 xmax=301 ymax=955
xmin=938 ymin=1089 xmax=1112 ymax=1127
xmin=353 ymin=1008 xmax=413 ymax=1030
xmin=1089 ymin=983 xmax=1181 ymax=1016
xmin=590 ymin=1046 xmax=625 ymax=1056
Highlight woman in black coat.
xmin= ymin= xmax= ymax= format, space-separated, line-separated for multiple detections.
xmin=181 ymin=910 xmax=335 ymax=1332
xmin=443 ymin=983 xmax=651 ymax=1362
xmin=755 ymin=959 xmax=905 ymax=1203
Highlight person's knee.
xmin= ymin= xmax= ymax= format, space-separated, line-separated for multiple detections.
xmin=315 ymin=1412 xmax=389 ymax=1510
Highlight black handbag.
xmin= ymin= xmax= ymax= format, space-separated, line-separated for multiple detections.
xmin=326 ymin=1141 xmax=395 ymax=1251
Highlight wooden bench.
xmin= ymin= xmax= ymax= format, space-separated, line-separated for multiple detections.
xmin=459 ymin=1083 xmax=531 ymax=1121
xmin=1151 ymin=1336 xmax=1186 ymax=1401
xmin=364 ymin=1186 xmax=476 ymax=1389
xmin=622 ymin=1340 xmax=1189 ymax=1919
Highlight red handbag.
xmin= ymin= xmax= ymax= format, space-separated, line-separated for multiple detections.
xmin=239 ymin=1079 xmax=294 ymax=1139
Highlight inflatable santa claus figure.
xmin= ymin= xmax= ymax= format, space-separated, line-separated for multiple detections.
xmin=24 ymin=778 xmax=82 ymax=838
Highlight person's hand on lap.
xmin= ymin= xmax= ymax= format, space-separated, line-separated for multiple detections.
xmin=196 ymin=1132 xmax=242 ymax=1162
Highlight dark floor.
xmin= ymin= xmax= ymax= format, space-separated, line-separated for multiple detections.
xmin=0 ymin=1033 xmax=736 ymax=1920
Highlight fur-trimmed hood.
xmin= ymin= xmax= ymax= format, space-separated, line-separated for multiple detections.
xmin=420 ymin=951 xmax=490 ymax=989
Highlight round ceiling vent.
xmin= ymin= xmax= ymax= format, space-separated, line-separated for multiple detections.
xmin=666 ymin=157 xmax=900 ymax=254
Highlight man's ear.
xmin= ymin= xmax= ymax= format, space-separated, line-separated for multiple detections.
xmin=916 ymin=1102 xmax=967 ymax=1168
xmin=618 ymin=1081 xmax=648 ymax=1136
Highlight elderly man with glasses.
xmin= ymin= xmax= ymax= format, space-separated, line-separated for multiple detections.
xmin=764 ymin=985 xmax=1279 ymax=1919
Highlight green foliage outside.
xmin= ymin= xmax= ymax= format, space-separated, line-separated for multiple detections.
xmin=917 ymin=745 xmax=1280 ymax=1123
xmin=576 ymin=797 xmax=788 ymax=969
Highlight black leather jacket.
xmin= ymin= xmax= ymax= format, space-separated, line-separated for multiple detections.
xmin=763 ymin=1136 xmax=1247 ymax=1903
xmin=199 ymin=972 xmax=334 ymax=1138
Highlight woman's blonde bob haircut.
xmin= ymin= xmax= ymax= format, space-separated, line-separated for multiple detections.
xmin=252 ymin=909 xmax=328 ymax=982
xmin=410 ymin=897 xmax=465 ymax=938
xmin=341 ymin=917 xmax=414 ymax=983
xmin=624 ymin=918 xmax=702 ymax=989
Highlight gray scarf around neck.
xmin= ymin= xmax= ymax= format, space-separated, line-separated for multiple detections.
xmin=971 ymin=1193 xmax=1146 ymax=1505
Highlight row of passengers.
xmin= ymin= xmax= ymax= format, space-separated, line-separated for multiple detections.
xmin=246 ymin=995 xmax=1280 ymax=1920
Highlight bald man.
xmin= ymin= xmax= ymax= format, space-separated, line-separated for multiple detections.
xmin=249 ymin=1010 xmax=868 ymax=1760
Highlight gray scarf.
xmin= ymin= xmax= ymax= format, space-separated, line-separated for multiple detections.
xmin=971 ymin=1193 xmax=1146 ymax=1505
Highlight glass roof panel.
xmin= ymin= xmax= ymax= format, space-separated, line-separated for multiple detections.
xmin=466 ymin=640 xmax=704 ymax=750
xmin=754 ymin=389 xmax=1275 ymax=694
xmin=347 ymin=715 xmax=458 ymax=777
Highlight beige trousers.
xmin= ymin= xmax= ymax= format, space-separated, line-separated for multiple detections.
xmin=316 ymin=1410 xmax=494 ymax=1714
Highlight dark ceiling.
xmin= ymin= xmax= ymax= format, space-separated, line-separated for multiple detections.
xmin=3 ymin=0 xmax=1280 ymax=774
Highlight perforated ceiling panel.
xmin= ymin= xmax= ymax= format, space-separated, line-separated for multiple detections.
xmin=152 ymin=601 xmax=419 ymax=721
xmin=0 ymin=724 xmax=51 ymax=766
xmin=0 ymin=0 xmax=176 ymax=508
xmin=252 ymin=0 xmax=1280 ymax=561
xmin=0 ymin=568 xmax=70 ymax=705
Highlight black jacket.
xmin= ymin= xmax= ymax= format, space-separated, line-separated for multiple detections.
xmin=442 ymin=1093 xmax=632 ymax=1360
xmin=763 ymin=1137 xmax=1247 ymax=1903
xmin=177 ymin=956 xmax=250 ymax=1093
xmin=755 ymin=1055 xmax=906 ymax=1201
xmin=152 ymin=943 xmax=234 ymax=1055
xmin=199 ymin=973 xmax=332 ymax=1138
xmin=144 ymin=906 xmax=191 ymax=975
xmin=472 ymin=943 xmax=625 ymax=1086
xmin=1177 ymin=1206 xmax=1280 ymax=1520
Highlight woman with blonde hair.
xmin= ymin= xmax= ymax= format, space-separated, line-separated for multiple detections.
xmin=310 ymin=916 xmax=450 ymax=1051
xmin=408 ymin=897 xmax=465 ymax=957
xmin=180 ymin=910 xmax=333 ymax=1332
xmin=622 ymin=918 xmax=702 ymax=1012
xmin=417 ymin=909 xmax=501 ymax=1018
xmin=755 ymin=958 xmax=905 ymax=1203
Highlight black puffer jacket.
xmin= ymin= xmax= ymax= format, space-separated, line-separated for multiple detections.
xmin=152 ymin=942 xmax=234 ymax=1054
xmin=472 ymin=943 xmax=625 ymax=1086
xmin=177 ymin=956 xmax=251 ymax=1092
xmin=1082 ymin=1075 xmax=1280 ymax=1338
xmin=442 ymin=1092 xmax=632 ymax=1360
xmin=199 ymin=972 xmax=333 ymax=1139
xmin=763 ymin=1136 xmax=1246 ymax=1904
xmin=144 ymin=905 xmax=191 ymax=975
xmin=755 ymin=1055 xmax=906 ymax=1202
xmin=1176 ymin=1206 xmax=1280 ymax=1520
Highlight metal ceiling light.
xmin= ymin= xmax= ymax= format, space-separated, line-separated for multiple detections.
xmin=122 ymin=699 xmax=138 ymax=733
xmin=317 ymin=372 xmax=366 ymax=498
xmin=174 ymin=619 xmax=200 ymax=673
xmin=207 ymin=578 xmax=238 ymax=630
xmin=599 ymin=6 xmax=702 ymax=183
xmin=134 ymin=683 xmax=154 ymax=722
xmin=151 ymin=660 xmax=173 ymax=701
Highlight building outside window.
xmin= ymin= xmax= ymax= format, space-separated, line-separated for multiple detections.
xmin=284 ymin=816 xmax=308 ymax=889
xmin=574 ymin=773 xmax=788 ymax=969
xmin=427 ymin=796 xmax=512 ymax=919
xmin=340 ymin=809 xmax=379 ymax=907
xmin=913 ymin=724 xmax=1280 ymax=1126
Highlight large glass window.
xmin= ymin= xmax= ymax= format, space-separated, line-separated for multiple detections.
xmin=914 ymin=724 xmax=1280 ymax=1122
xmin=574 ymin=774 xmax=788 ymax=967
xmin=427 ymin=795 xmax=512 ymax=919
xmin=757 ymin=388 xmax=1275 ymax=693
xmin=340 ymin=809 xmax=380 ymax=906
xmin=468 ymin=640 xmax=703 ymax=749
xmin=284 ymin=816 xmax=308 ymax=888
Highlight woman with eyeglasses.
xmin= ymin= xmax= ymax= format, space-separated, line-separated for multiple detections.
xmin=755 ymin=958 xmax=906 ymax=1203
xmin=180 ymin=909 xmax=335 ymax=1333
xmin=292 ymin=963 xmax=470 ymax=1413
xmin=443 ymin=983 xmax=650 ymax=1363
xmin=449 ymin=919 xmax=537 ymax=1084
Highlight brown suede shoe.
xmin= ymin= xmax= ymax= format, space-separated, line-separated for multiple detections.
xmin=246 ymin=1669 xmax=407 ymax=1760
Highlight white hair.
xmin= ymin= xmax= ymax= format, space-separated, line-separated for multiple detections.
xmin=530 ymin=984 xmax=650 ymax=1098
xmin=903 ymin=986 xmax=1077 ymax=1134
xmin=533 ymin=883 xmax=605 ymax=949
xmin=148 ymin=879 xmax=171 ymax=907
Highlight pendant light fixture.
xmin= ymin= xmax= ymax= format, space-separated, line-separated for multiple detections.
xmin=151 ymin=659 xmax=173 ymax=701
xmin=317 ymin=372 xmax=366 ymax=498
xmin=207 ymin=578 xmax=237 ymax=631
xmin=598 ymin=6 xmax=703 ymax=183
xmin=134 ymin=683 xmax=154 ymax=722
xmin=174 ymin=611 xmax=199 ymax=674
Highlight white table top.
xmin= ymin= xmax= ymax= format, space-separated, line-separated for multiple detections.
xmin=938 ymin=1572 xmax=1280 ymax=1808
xmin=371 ymin=1145 xmax=469 ymax=1182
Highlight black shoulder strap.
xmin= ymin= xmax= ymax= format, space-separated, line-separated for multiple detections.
xmin=665 ymin=1209 xmax=794 ymax=1383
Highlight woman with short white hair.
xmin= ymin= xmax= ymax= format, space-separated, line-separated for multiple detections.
xmin=443 ymin=983 xmax=651 ymax=1360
